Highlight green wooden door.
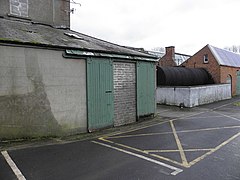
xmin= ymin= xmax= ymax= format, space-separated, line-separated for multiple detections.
xmin=137 ymin=61 xmax=156 ymax=118
xmin=237 ymin=71 xmax=240 ymax=96
xmin=87 ymin=58 xmax=114 ymax=131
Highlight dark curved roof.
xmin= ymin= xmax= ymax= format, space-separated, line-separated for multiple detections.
xmin=157 ymin=66 xmax=214 ymax=86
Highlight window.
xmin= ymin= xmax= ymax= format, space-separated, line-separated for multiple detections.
xmin=203 ymin=54 xmax=209 ymax=63
xmin=10 ymin=0 xmax=28 ymax=17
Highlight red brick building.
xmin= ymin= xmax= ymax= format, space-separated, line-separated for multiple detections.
xmin=182 ymin=44 xmax=240 ymax=96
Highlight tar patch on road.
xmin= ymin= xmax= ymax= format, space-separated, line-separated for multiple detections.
xmin=94 ymin=111 xmax=240 ymax=171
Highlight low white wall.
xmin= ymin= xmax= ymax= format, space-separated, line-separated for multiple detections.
xmin=156 ymin=84 xmax=231 ymax=107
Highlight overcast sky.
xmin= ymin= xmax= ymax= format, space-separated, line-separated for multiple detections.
xmin=70 ymin=0 xmax=240 ymax=55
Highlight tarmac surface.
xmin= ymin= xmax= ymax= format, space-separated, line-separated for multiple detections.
xmin=1 ymin=96 xmax=240 ymax=180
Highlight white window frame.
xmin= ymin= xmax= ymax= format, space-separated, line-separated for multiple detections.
xmin=203 ymin=54 xmax=209 ymax=64
xmin=9 ymin=0 xmax=29 ymax=17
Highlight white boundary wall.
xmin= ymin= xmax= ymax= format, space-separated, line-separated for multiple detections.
xmin=156 ymin=84 xmax=231 ymax=107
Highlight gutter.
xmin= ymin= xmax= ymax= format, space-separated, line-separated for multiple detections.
xmin=64 ymin=50 xmax=158 ymax=62
xmin=0 ymin=39 xmax=158 ymax=62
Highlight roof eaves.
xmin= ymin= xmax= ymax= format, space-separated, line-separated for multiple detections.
xmin=208 ymin=44 xmax=222 ymax=65
xmin=175 ymin=52 xmax=191 ymax=57
xmin=65 ymin=49 xmax=158 ymax=62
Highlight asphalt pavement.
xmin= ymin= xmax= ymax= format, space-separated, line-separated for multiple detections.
xmin=1 ymin=96 xmax=240 ymax=180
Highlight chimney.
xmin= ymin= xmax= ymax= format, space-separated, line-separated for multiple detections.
xmin=53 ymin=0 xmax=70 ymax=28
xmin=159 ymin=46 xmax=176 ymax=67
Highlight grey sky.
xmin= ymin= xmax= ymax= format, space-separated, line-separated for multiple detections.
xmin=70 ymin=0 xmax=240 ymax=55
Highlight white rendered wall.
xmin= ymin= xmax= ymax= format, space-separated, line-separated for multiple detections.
xmin=156 ymin=84 xmax=231 ymax=107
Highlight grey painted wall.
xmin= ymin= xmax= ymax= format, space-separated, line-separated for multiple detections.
xmin=0 ymin=0 xmax=70 ymax=27
xmin=0 ymin=45 xmax=86 ymax=139
xmin=156 ymin=84 xmax=231 ymax=107
xmin=113 ymin=62 xmax=136 ymax=126
xmin=0 ymin=0 xmax=9 ymax=17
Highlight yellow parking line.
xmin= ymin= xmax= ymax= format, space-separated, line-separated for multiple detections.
xmin=145 ymin=149 xmax=214 ymax=153
xmin=108 ymin=131 xmax=172 ymax=139
xmin=177 ymin=126 xmax=240 ymax=134
xmin=170 ymin=120 xmax=188 ymax=167
xmin=188 ymin=132 xmax=240 ymax=167
xmin=92 ymin=141 xmax=183 ymax=175
xmin=212 ymin=99 xmax=240 ymax=110
xmin=149 ymin=152 xmax=185 ymax=167
xmin=173 ymin=112 xmax=206 ymax=121
xmin=99 ymin=137 xmax=186 ymax=167
xmin=215 ymin=112 xmax=240 ymax=122
xmin=105 ymin=111 xmax=205 ymax=139
xmin=98 ymin=137 xmax=114 ymax=143
xmin=105 ymin=126 xmax=240 ymax=140
xmin=183 ymin=116 xmax=223 ymax=119
xmin=99 ymin=137 xmax=145 ymax=154
xmin=103 ymin=121 xmax=169 ymax=138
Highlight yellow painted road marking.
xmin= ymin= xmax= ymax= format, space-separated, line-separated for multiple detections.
xmin=111 ymin=140 xmax=147 ymax=154
xmin=145 ymin=149 xmax=214 ymax=153
xmin=149 ymin=152 xmax=185 ymax=167
xmin=107 ymin=126 xmax=240 ymax=139
xmin=92 ymin=140 xmax=183 ymax=175
xmin=98 ymin=137 xmax=114 ymax=143
xmin=103 ymin=121 xmax=169 ymax=138
xmin=106 ymin=111 xmax=205 ymax=138
xmin=183 ymin=116 xmax=223 ymax=119
xmin=101 ymin=124 xmax=240 ymax=168
xmin=99 ymin=137 xmax=185 ymax=167
xmin=108 ymin=131 xmax=172 ymax=139
xmin=188 ymin=132 xmax=240 ymax=167
xmin=212 ymin=99 xmax=240 ymax=110
xmin=97 ymin=103 xmax=240 ymax=169
xmin=215 ymin=111 xmax=240 ymax=122
xmin=177 ymin=125 xmax=240 ymax=134
xmin=170 ymin=120 xmax=188 ymax=166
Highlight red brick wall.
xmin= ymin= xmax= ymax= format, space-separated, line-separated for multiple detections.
xmin=181 ymin=45 xmax=220 ymax=83
xmin=220 ymin=66 xmax=240 ymax=96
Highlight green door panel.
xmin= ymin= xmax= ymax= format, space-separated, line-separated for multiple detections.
xmin=87 ymin=58 xmax=114 ymax=131
xmin=137 ymin=61 xmax=156 ymax=117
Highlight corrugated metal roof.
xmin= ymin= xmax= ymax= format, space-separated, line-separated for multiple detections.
xmin=209 ymin=45 xmax=240 ymax=67
xmin=0 ymin=18 xmax=157 ymax=60
xmin=147 ymin=51 xmax=165 ymax=58
xmin=175 ymin=53 xmax=191 ymax=66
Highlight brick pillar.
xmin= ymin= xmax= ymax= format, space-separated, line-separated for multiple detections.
xmin=113 ymin=62 xmax=136 ymax=126
xmin=159 ymin=46 xmax=177 ymax=67
xmin=166 ymin=46 xmax=175 ymax=60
